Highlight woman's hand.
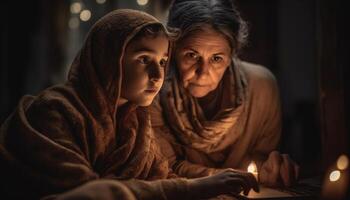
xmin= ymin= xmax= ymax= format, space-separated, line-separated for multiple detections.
xmin=189 ymin=168 xmax=259 ymax=199
xmin=259 ymin=151 xmax=299 ymax=187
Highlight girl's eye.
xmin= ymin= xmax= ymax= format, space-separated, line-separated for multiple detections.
xmin=159 ymin=59 xmax=168 ymax=67
xmin=211 ymin=55 xmax=223 ymax=63
xmin=185 ymin=52 xmax=199 ymax=60
xmin=138 ymin=56 xmax=151 ymax=64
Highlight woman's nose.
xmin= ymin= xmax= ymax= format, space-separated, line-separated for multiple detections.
xmin=195 ymin=59 xmax=210 ymax=77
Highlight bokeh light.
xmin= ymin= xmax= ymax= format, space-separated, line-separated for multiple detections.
xmin=70 ymin=2 xmax=82 ymax=14
xmin=337 ymin=154 xmax=349 ymax=170
xmin=68 ymin=17 xmax=80 ymax=29
xmin=80 ymin=10 xmax=91 ymax=22
xmin=96 ymin=0 xmax=106 ymax=4
xmin=137 ymin=0 xmax=148 ymax=6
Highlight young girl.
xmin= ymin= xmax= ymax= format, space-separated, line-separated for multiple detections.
xmin=0 ymin=9 xmax=258 ymax=199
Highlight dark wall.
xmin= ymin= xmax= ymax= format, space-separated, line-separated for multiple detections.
xmin=236 ymin=0 xmax=349 ymax=176
xmin=317 ymin=0 xmax=349 ymax=169
xmin=0 ymin=0 xmax=69 ymax=123
xmin=236 ymin=0 xmax=321 ymax=176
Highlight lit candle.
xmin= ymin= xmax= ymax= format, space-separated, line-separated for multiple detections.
xmin=322 ymin=155 xmax=349 ymax=200
xmin=247 ymin=161 xmax=258 ymax=181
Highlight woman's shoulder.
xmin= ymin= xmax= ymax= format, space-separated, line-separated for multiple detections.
xmin=238 ymin=60 xmax=279 ymax=95
xmin=239 ymin=60 xmax=277 ymax=83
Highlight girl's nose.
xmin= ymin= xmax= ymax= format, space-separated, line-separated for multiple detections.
xmin=149 ymin=62 xmax=163 ymax=82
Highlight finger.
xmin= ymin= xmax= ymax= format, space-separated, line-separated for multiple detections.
xmin=284 ymin=155 xmax=300 ymax=184
xmin=280 ymin=155 xmax=292 ymax=187
xmin=230 ymin=187 xmax=242 ymax=194
xmin=227 ymin=177 xmax=251 ymax=195
xmin=259 ymin=162 xmax=269 ymax=184
xmin=233 ymin=172 xmax=259 ymax=193
xmin=270 ymin=152 xmax=282 ymax=186
xmin=243 ymin=172 xmax=260 ymax=192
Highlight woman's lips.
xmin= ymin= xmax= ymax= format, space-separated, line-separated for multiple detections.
xmin=189 ymin=83 xmax=209 ymax=87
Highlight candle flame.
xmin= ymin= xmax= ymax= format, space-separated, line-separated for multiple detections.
xmin=247 ymin=161 xmax=258 ymax=174
xmin=329 ymin=170 xmax=341 ymax=182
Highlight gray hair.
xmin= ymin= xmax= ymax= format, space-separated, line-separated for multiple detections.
xmin=167 ymin=0 xmax=248 ymax=54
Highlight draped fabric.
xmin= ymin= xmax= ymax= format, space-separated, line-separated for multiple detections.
xmin=160 ymin=59 xmax=248 ymax=153
xmin=0 ymin=9 xmax=188 ymax=199
xmin=151 ymin=60 xmax=282 ymax=177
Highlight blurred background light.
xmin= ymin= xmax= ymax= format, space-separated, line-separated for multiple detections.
xmin=137 ymin=0 xmax=148 ymax=6
xmin=68 ymin=17 xmax=80 ymax=29
xmin=80 ymin=10 xmax=91 ymax=21
xmin=70 ymin=2 xmax=82 ymax=14
xmin=96 ymin=0 xmax=106 ymax=5
xmin=337 ymin=154 xmax=349 ymax=170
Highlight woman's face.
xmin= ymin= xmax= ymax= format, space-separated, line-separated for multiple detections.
xmin=175 ymin=28 xmax=232 ymax=97
xmin=121 ymin=34 xmax=169 ymax=106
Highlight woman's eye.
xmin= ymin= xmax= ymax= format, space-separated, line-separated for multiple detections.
xmin=212 ymin=56 xmax=223 ymax=63
xmin=185 ymin=52 xmax=198 ymax=60
xmin=159 ymin=59 xmax=168 ymax=67
xmin=138 ymin=56 xmax=151 ymax=64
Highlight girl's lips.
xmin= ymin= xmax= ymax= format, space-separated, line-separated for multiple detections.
xmin=144 ymin=87 xmax=159 ymax=93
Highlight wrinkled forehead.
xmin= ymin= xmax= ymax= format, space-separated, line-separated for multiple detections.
xmin=177 ymin=25 xmax=232 ymax=53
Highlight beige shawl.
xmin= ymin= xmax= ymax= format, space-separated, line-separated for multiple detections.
xmin=160 ymin=59 xmax=248 ymax=153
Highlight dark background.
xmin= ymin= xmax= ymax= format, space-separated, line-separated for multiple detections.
xmin=0 ymin=0 xmax=349 ymax=180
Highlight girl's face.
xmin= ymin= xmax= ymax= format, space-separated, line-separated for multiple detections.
xmin=175 ymin=27 xmax=232 ymax=98
xmin=121 ymin=34 xmax=169 ymax=106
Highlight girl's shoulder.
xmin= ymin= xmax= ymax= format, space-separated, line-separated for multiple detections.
xmin=25 ymin=84 xmax=87 ymax=125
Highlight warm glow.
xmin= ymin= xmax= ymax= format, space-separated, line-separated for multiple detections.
xmin=96 ymin=0 xmax=106 ymax=4
xmin=70 ymin=2 xmax=82 ymax=14
xmin=247 ymin=161 xmax=258 ymax=180
xmin=68 ymin=17 xmax=80 ymax=29
xmin=137 ymin=0 xmax=148 ymax=6
xmin=80 ymin=10 xmax=91 ymax=22
xmin=248 ymin=161 xmax=258 ymax=174
xmin=337 ymin=154 xmax=349 ymax=170
xmin=329 ymin=170 xmax=341 ymax=182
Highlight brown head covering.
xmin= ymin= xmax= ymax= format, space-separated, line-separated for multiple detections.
xmin=68 ymin=9 xmax=165 ymax=119
xmin=0 ymin=9 xmax=170 ymax=198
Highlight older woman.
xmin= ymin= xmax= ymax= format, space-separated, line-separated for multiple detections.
xmin=150 ymin=0 xmax=299 ymax=187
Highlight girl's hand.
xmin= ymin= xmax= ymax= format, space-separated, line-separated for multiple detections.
xmin=189 ymin=168 xmax=259 ymax=199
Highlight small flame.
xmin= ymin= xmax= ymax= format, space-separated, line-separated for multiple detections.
xmin=329 ymin=170 xmax=341 ymax=182
xmin=248 ymin=161 xmax=258 ymax=174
